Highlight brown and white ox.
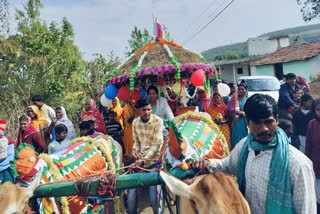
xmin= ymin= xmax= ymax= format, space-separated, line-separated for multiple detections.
xmin=160 ymin=171 xmax=250 ymax=214
xmin=0 ymin=168 xmax=42 ymax=214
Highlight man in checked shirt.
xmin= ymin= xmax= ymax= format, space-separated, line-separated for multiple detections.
xmin=196 ymin=94 xmax=317 ymax=214
xmin=126 ymin=98 xmax=163 ymax=214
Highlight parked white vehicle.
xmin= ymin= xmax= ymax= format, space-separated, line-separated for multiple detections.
xmin=237 ymin=76 xmax=281 ymax=101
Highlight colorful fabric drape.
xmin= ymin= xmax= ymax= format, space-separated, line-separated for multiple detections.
xmin=108 ymin=97 xmax=124 ymax=128
xmin=13 ymin=134 xmax=122 ymax=214
xmin=206 ymin=100 xmax=231 ymax=150
xmin=81 ymin=99 xmax=106 ymax=134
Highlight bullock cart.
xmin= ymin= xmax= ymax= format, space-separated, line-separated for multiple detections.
xmin=10 ymin=36 xmax=235 ymax=213
xmin=11 ymin=111 xmax=231 ymax=213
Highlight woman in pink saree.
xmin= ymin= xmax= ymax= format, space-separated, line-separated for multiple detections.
xmin=81 ymin=99 xmax=106 ymax=134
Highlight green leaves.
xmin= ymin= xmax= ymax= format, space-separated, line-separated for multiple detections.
xmin=297 ymin=0 xmax=320 ymax=21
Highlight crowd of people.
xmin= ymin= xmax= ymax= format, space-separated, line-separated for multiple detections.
xmin=0 ymin=72 xmax=319 ymax=213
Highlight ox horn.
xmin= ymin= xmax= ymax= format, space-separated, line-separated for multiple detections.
xmin=160 ymin=171 xmax=196 ymax=200
xmin=27 ymin=167 xmax=43 ymax=196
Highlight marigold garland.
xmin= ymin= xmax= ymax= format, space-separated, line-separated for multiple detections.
xmin=113 ymin=196 xmax=121 ymax=214
xmin=92 ymin=141 xmax=115 ymax=173
xmin=39 ymin=153 xmax=70 ymax=214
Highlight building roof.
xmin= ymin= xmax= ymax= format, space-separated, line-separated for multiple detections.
xmin=253 ymin=41 xmax=320 ymax=66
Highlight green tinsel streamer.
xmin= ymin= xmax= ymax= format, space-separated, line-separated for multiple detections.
xmin=104 ymin=67 xmax=120 ymax=84
xmin=204 ymin=72 xmax=211 ymax=94
xmin=129 ymin=65 xmax=141 ymax=91
xmin=169 ymin=55 xmax=181 ymax=80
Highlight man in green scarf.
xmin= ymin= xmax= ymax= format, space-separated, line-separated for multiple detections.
xmin=196 ymin=94 xmax=316 ymax=214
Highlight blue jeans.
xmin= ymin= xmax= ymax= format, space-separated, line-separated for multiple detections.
xmin=127 ymin=185 xmax=158 ymax=214
xmin=127 ymin=163 xmax=159 ymax=214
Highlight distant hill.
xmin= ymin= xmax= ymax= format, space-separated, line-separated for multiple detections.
xmin=201 ymin=24 xmax=320 ymax=62
xmin=201 ymin=42 xmax=248 ymax=62
xmin=258 ymin=23 xmax=320 ymax=38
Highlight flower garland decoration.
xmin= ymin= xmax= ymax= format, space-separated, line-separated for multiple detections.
xmin=129 ymin=50 xmax=147 ymax=91
xmin=92 ymin=140 xmax=115 ymax=173
xmin=163 ymin=44 xmax=181 ymax=80
xmin=104 ymin=53 xmax=136 ymax=84
xmin=204 ymin=72 xmax=211 ymax=96
xmin=70 ymin=136 xmax=94 ymax=145
xmin=164 ymin=83 xmax=183 ymax=102
xmin=104 ymin=67 xmax=119 ymax=84
xmin=39 ymin=153 xmax=70 ymax=214
xmin=183 ymin=85 xmax=199 ymax=99
xmin=113 ymin=196 xmax=121 ymax=214
xmin=173 ymin=111 xmax=230 ymax=155
xmin=130 ymin=65 xmax=141 ymax=91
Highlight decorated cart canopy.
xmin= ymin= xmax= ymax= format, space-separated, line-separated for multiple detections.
xmin=106 ymin=40 xmax=216 ymax=86
xmin=101 ymin=38 xmax=220 ymax=105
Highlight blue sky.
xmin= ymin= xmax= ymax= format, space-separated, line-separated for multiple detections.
xmin=10 ymin=0 xmax=319 ymax=60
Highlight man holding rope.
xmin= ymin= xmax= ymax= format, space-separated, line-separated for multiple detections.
xmin=127 ymin=98 xmax=163 ymax=214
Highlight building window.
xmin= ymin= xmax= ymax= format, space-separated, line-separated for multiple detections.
xmin=237 ymin=68 xmax=243 ymax=74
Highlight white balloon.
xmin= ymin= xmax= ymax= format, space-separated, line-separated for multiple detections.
xmin=217 ymin=83 xmax=231 ymax=97
xmin=100 ymin=94 xmax=112 ymax=107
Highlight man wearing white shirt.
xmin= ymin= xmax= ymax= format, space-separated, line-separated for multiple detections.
xmin=196 ymin=94 xmax=316 ymax=214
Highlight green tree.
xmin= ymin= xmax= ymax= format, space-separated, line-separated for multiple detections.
xmin=126 ymin=26 xmax=153 ymax=56
xmin=126 ymin=25 xmax=173 ymax=56
xmin=297 ymin=0 xmax=320 ymax=21
xmin=0 ymin=0 xmax=87 ymax=134
xmin=85 ymin=52 xmax=120 ymax=100
xmin=0 ymin=0 xmax=10 ymax=35
xmin=214 ymin=51 xmax=245 ymax=61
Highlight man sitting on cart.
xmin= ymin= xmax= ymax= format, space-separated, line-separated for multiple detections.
xmin=127 ymin=98 xmax=164 ymax=214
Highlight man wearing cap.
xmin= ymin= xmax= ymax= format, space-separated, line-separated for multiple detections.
xmin=127 ymin=98 xmax=163 ymax=214
xmin=278 ymin=73 xmax=302 ymax=119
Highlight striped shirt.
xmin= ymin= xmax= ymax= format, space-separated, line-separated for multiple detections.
xmin=208 ymin=137 xmax=317 ymax=214
xmin=132 ymin=114 xmax=163 ymax=165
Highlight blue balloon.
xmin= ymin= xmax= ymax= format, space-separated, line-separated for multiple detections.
xmin=140 ymin=88 xmax=146 ymax=98
xmin=104 ymin=84 xmax=118 ymax=99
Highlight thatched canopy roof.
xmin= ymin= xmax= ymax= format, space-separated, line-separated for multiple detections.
xmin=108 ymin=40 xmax=216 ymax=86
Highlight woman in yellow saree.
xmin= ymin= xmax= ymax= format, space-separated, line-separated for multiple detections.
xmin=108 ymin=97 xmax=124 ymax=128
xmin=121 ymin=100 xmax=137 ymax=155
